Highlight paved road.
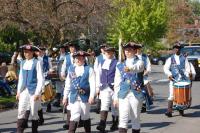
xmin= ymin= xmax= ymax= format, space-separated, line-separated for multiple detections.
xmin=0 ymin=65 xmax=200 ymax=133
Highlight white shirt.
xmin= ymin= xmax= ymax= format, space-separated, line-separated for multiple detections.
xmin=63 ymin=64 xmax=96 ymax=100
xmin=94 ymin=53 xmax=106 ymax=73
xmin=163 ymin=54 xmax=190 ymax=79
xmin=189 ymin=62 xmax=196 ymax=79
xmin=17 ymin=58 xmax=44 ymax=95
xmin=94 ymin=53 xmax=105 ymax=90
xmin=61 ymin=53 xmax=74 ymax=78
xmin=137 ymin=54 xmax=151 ymax=74
xmin=113 ymin=56 xmax=144 ymax=100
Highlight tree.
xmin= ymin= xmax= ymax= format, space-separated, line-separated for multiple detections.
xmin=189 ymin=0 xmax=200 ymax=16
xmin=166 ymin=0 xmax=196 ymax=44
xmin=106 ymin=0 xmax=168 ymax=47
xmin=0 ymin=0 xmax=112 ymax=47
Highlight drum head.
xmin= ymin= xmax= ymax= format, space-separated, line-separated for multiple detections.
xmin=174 ymin=81 xmax=190 ymax=88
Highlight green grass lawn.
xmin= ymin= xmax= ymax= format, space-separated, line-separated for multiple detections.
xmin=0 ymin=96 xmax=16 ymax=104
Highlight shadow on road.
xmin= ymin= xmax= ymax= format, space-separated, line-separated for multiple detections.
xmin=0 ymin=128 xmax=16 ymax=133
xmin=147 ymin=108 xmax=166 ymax=114
xmin=0 ymin=120 xmax=16 ymax=125
xmin=32 ymin=128 xmax=65 ymax=133
xmin=141 ymin=122 xmax=174 ymax=130
xmin=190 ymin=104 xmax=200 ymax=109
xmin=184 ymin=111 xmax=200 ymax=117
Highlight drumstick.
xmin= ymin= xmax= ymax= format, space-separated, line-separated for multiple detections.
xmin=63 ymin=105 xmax=66 ymax=120
xmin=171 ymin=78 xmax=178 ymax=83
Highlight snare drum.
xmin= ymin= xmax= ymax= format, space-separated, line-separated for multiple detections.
xmin=41 ymin=80 xmax=55 ymax=102
xmin=173 ymin=81 xmax=191 ymax=106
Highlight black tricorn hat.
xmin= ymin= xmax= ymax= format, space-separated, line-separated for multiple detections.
xmin=173 ymin=42 xmax=184 ymax=49
xmin=20 ymin=45 xmax=40 ymax=51
xmin=99 ymin=43 xmax=107 ymax=49
xmin=123 ymin=42 xmax=139 ymax=49
xmin=104 ymin=46 xmax=115 ymax=52
xmin=58 ymin=45 xmax=66 ymax=49
xmin=135 ymin=43 xmax=143 ymax=48
xmin=72 ymin=51 xmax=90 ymax=58
xmin=67 ymin=40 xmax=78 ymax=47
xmin=39 ymin=47 xmax=46 ymax=51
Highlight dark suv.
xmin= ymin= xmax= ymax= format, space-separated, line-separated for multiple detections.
xmin=181 ymin=46 xmax=200 ymax=80
xmin=0 ymin=52 xmax=12 ymax=65
xmin=151 ymin=54 xmax=171 ymax=65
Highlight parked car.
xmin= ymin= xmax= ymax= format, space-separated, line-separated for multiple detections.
xmin=151 ymin=54 xmax=171 ymax=65
xmin=0 ymin=52 xmax=12 ymax=65
xmin=181 ymin=46 xmax=200 ymax=80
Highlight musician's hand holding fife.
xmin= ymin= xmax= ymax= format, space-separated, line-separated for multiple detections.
xmin=168 ymin=75 xmax=173 ymax=81
xmin=62 ymin=98 xmax=68 ymax=107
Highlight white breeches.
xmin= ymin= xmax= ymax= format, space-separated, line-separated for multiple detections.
xmin=18 ymin=89 xmax=40 ymax=120
xmin=55 ymin=81 xmax=65 ymax=93
xmin=70 ymin=100 xmax=90 ymax=122
xmin=118 ymin=92 xmax=142 ymax=129
xmin=99 ymin=87 xmax=118 ymax=116
xmin=168 ymin=81 xmax=173 ymax=101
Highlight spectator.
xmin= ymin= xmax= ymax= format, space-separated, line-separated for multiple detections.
xmin=0 ymin=62 xmax=8 ymax=79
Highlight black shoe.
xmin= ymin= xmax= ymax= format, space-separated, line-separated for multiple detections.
xmin=96 ymin=124 xmax=106 ymax=132
xmin=141 ymin=106 xmax=146 ymax=113
xmin=165 ymin=112 xmax=172 ymax=117
xmin=38 ymin=119 xmax=44 ymax=126
xmin=179 ymin=110 xmax=184 ymax=116
xmin=24 ymin=122 xmax=29 ymax=128
xmin=63 ymin=124 xmax=69 ymax=130
xmin=78 ymin=119 xmax=83 ymax=127
xmin=53 ymin=101 xmax=60 ymax=107
xmin=110 ymin=123 xmax=118 ymax=131
xmin=46 ymin=103 xmax=51 ymax=112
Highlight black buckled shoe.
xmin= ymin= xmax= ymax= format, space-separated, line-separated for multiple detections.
xmin=165 ymin=111 xmax=172 ymax=117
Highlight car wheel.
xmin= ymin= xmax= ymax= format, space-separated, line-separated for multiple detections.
xmin=158 ymin=60 xmax=164 ymax=65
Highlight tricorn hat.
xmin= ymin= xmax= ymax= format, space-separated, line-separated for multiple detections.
xmin=20 ymin=45 xmax=40 ymax=51
xmin=104 ymin=46 xmax=115 ymax=52
xmin=99 ymin=43 xmax=107 ymax=49
xmin=72 ymin=51 xmax=90 ymax=58
xmin=123 ymin=42 xmax=139 ymax=49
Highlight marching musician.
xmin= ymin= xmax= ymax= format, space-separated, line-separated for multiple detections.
xmin=113 ymin=42 xmax=144 ymax=133
xmin=60 ymin=42 xmax=78 ymax=130
xmin=54 ymin=45 xmax=67 ymax=107
xmin=35 ymin=47 xmax=53 ymax=124
xmin=94 ymin=44 xmax=107 ymax=114
xmin=37 ymin=47 xmax=53 ymax=78
xmin=96 ymin=46 xmax=118 ymax=132
xmin=136 ymin=44 xmax=153 ymax=112
xmin=62 ymin=51 xmax=96 ymax=133
xmin=16 ymin=45 xmax=44 ymax=133
xmin=163 ymin=42 xmax=191 ymax=117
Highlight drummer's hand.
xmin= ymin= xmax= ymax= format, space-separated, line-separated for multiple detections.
xmin=168 ymin=76 xmax=173 ymax=81
xmin=16 ymin=92 xmax=20 ymax=100
xmin=113 ymin=100 xmax=119 ymax=108
xmin=34 ymin=95 xmax=40 ymax=101
xmin=88 ymin=97 xmax=94 ymax=105
xmin=143 ymin=70 xmax=148 ymax=76
xmin=189 ymin=73 xmax=193 ymax=80
xmin=62 ymin=98 xmax=68 ymax=106
xmin=124 ymin=67 xmax=130 ymax=72
xmin=96 ymin=89 xmax=100 ymax=96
